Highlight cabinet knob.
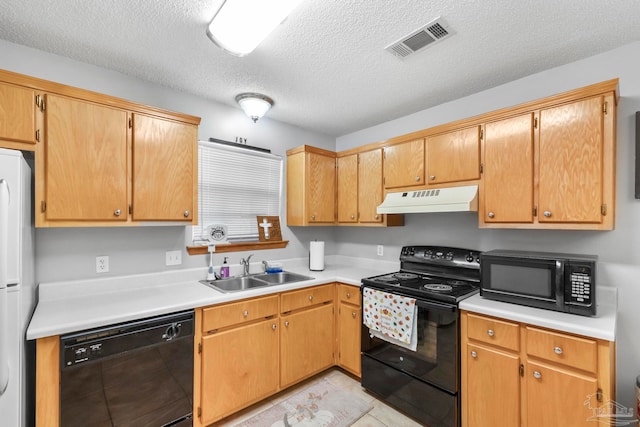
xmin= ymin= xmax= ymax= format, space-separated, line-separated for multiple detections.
xmin=309 ymin=295 xmax=314 ymax=301
xmin=415 ymin=176 xmax=421 ymax=181
xmin=346 ymin=292 xmax=351 ymax=298
xmin=114 ymin=209 xmax=121 ymax=216
xmin=554 ymin=346 xmax=563 ymax=355
xmin=533 ymin=371 xmax=542 ymax=379
xmin=243 ymin=310 xmax=249 ymax=317
xmin=272 ymin=324 xmax=277 ymax=330
xmin=471 ymin=351 xmax=477 ymax=358
xmin=374 ymin=214 xmax=379 ymax=220
xmin=429 ymin=175 xmax=435 ymax=181
xmin=488 ymin=212 xmax=495 ymax=219
xmin=543 ymin=211 xmax=552 ymax=218
xmin=487 ymin=329 xmax=495 ymax=337
xmin=311 ymin=215 xmax=316 ymax=220
xmin=350 ymin=214 xmax=355 ymax=219
xmin=184 ymin=210 xmax=190 ymax=218
xmin=285 ymin=321 xmax=289 ymax=327
xmin=352 ymin=311 xmax=357 ymax=318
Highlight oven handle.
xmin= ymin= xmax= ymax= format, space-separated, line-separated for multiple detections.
xmin=362 ymin=286 xmax=457 ymax=313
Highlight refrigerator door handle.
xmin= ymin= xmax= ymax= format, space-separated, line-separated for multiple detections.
xmin=0 ymin=178 xmax=10 ymax=395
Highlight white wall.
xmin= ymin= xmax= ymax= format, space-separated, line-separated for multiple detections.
xmin=337 ymin=41 xmax=640 ymax=412
xmin=0 ymin=39 xmax=337 ymax=281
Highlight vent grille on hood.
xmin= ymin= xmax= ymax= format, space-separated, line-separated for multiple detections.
xmin=377 ymin=185 xmax=478 ymax=214
xmin=385 ymin=17 xmax=453 ymax=59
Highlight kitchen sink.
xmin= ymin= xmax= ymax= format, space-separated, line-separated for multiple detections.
xmin=200 ymin=271 xmax=314 ymax=293
xmin=253 ymin=271 xmax=314 ymax=285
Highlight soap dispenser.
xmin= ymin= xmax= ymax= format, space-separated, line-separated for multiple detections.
xmin=220 ymin=257 xmax=230 ymax=278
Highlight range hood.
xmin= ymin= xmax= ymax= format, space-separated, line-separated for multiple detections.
xmin=377 ymin=185 xmax=478 ymax=214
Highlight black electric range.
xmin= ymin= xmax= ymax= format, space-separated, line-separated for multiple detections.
xmin=362 ymin=245 xmax=481 ymax=304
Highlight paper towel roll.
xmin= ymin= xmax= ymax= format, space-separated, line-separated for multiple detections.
xmin=309 ymin=241 xmax=325 ymax=271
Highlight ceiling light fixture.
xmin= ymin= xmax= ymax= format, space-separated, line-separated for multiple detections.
xmin=206 ymin=0 xmax=303 ymax=57
xmin=236 ymin=93 xmax=274 ymax=123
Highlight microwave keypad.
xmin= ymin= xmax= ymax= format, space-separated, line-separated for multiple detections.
xmin=570 ymin=272 xmax=591 ymax=304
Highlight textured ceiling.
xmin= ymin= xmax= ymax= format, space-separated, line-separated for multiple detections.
xmin=1 ymin=1 xmax=639 ymax=137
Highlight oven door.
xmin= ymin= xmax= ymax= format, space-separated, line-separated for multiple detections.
xmin=361 ymin=288 xmax=459 ymax=393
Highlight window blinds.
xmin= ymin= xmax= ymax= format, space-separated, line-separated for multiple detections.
xmin=192 ymin=141 xmax=282 ymax=244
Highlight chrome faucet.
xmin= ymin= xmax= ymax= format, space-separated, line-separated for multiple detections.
xmin=240 ymin=254 xmax=254 ymax=276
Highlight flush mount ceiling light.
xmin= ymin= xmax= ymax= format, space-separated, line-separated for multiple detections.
xmin=206 ymin=0 xmax=303 ymax=56
xmin=236 ymin=93 xmax=274 ymax=122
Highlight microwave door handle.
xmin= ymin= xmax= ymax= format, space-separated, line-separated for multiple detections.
xmin=555 ymin=260 xmax=564 ymax=305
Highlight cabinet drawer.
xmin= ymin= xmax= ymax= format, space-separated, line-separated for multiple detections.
xmin=526 ymin=327 xmax=597 ymax=373
xmin=467 ymin=313 xmax=520 ymax=351
xmin=202 ymin=295 xmax=279 ymax=332
xmin=338 ymin=284 xmax=360 ymax=306
xmin=281 ymin=284 xmax=334 ymax=313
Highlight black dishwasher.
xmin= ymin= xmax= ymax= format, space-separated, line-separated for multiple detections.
xmin=59 ymin=310 xmax=194 ymax=427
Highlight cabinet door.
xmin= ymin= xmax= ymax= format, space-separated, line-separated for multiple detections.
xmin=466 ymin=343 xmax=520 ymax=427
xmin=307 ymin=152 xmax=336 ymax=223
xmin=44 ymin=94 xmax=128 ymax=221
xmin=337 ymin=154 xmax=358 ymax=223
xmin=280 ymin=303 xmax=334 ymax=388
xmin=526 ymin=361 xmax=598 ymax=427
xmin=358 ymin=149 xmax=383 ymax=223
xmin=426 ymin=126 xmax=480 ymax=184
xmin=482 ymin=114 xmax=534 ymax=223
xmin=132 ymin=114 xmax=196 ymax=221
xmin=338 ymin=302 xmax=361 ymax=376
xmin=538 ymin=96 xmax=604 ymax=223
xmin=201 ymin=319 xmax=279 ymax=425
xmin=0 ymin=82 xmax=36 ymax=145
xmin=383 ymin=139 xmax=424 ymax=188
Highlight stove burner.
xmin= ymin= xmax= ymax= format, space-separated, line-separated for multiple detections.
xmin=394 ymin=272 xmax=419 ymax=280
xmin=423 ymin=283 xmax=453 ymax=292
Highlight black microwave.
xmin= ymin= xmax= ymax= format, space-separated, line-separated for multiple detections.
xmin=479 ymin=250 xmax=597 ymax=316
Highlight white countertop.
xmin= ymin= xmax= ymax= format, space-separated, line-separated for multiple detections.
xmin=27 ymin=256 xmax=396 ymax=340
xmin=459 ymin=286 xmax=617 ymax=341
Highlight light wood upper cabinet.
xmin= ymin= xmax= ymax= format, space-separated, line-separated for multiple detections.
xmin=426 ymin=126 xmax=480 ymax=184
xmin=383 ymin=138 xmax=424 ymax=188
xmin=358 ymin=149 xmax=384 ymax=223
xmin=538 ymin=96 xmax=606 ymax=224
xmin=0 ymin=81 xmax=38 ymax=148
xmin=337 ymin=154 xmax=358 ymax=223
xmin=481 ymin=113 xmax=535 ymax=224
xmin=42 ymin=94 xmax=129 ymax=222
xmin=132 ymin=114 xmax=197 ymax=221
xmin=286 ymin=145 xmax=336 ymax=226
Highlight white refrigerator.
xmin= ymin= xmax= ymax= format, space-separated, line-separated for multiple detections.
xmin=0 ymin=148 xmax=35 ymax=427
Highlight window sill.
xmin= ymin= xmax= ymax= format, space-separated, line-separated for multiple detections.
xmin=187 ymin=240 xmax=289 ymax=255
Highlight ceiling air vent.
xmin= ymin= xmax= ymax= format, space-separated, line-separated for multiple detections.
xmin=385 ymin=17 xmax=453 ymax=59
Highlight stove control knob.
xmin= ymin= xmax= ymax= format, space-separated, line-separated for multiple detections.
xmin=425 ymin=250 xmax=433 ymax=258
xmin=466 ymin=253 xmax=474 ymax=262
xmin=436 ymin=251 xmax=443 ymax=259
xmin=446 ymin=252 xmax=454 ymax=260
xmin=409 ymin=248 xmax=415 ymax=256
xmin=401 ymin=248 xmax=407 ymax=255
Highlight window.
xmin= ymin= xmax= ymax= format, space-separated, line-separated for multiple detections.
xmin=192 ymin=141 xmax=282 ymax=244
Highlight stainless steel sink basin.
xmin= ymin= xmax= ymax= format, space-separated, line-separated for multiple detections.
xmin=200 ymin=271 xmax=314 ymax=293
xmin=253 ymin=271 xmax=314 ymax=285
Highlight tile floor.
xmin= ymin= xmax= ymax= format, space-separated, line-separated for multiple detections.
xmin=213 ymin=368 xmax=423 ymax=427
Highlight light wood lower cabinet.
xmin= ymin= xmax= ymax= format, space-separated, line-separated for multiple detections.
xmin=461 ymin=311 xmax=616 ymax=427
xmin=336 ymin=284 xmax=361 ymax=376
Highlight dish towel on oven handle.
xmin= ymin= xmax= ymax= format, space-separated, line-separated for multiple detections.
xmin=362 ymin=287 xmax=418 ymax=351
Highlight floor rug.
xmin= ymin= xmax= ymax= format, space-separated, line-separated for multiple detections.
xmin=235 ymin=379 xmax=373 ymax=427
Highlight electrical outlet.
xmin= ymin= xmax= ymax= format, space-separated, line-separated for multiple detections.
xmin=96 ymin=256 xmax=109 ymax=273
xmin=377 ymin=245 xmax=384 ymax=256
xmin=166 ymin=250 xmax=182 ymax=266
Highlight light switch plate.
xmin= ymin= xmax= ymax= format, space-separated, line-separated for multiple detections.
xmin=377 ymin=245 xmax=384 ymax=256
xmin=166 ymin=250 xmax=182 ymax=266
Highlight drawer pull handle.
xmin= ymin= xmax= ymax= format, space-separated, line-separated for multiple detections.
xmin=243 ymin=310 xmax=249 ymax=317
xmin=554 ymin=346 xmax=563 ymax=355
xmin=487 ymin=329 xmax=495 ymax=337
xmin=272 ymin=324 xmax=277 ymax=330
xmin=471 ymin=351 xmax=477 ymax=358
xmin=352 ymin=311 xmax=357 ymax=318
xmin=533 ymin=371 xmax=542 ymax=379
xmin=285 ymin=321 xmax=289 ymax=327
xmin=309 ymin=295 xmax=313 ymax=301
